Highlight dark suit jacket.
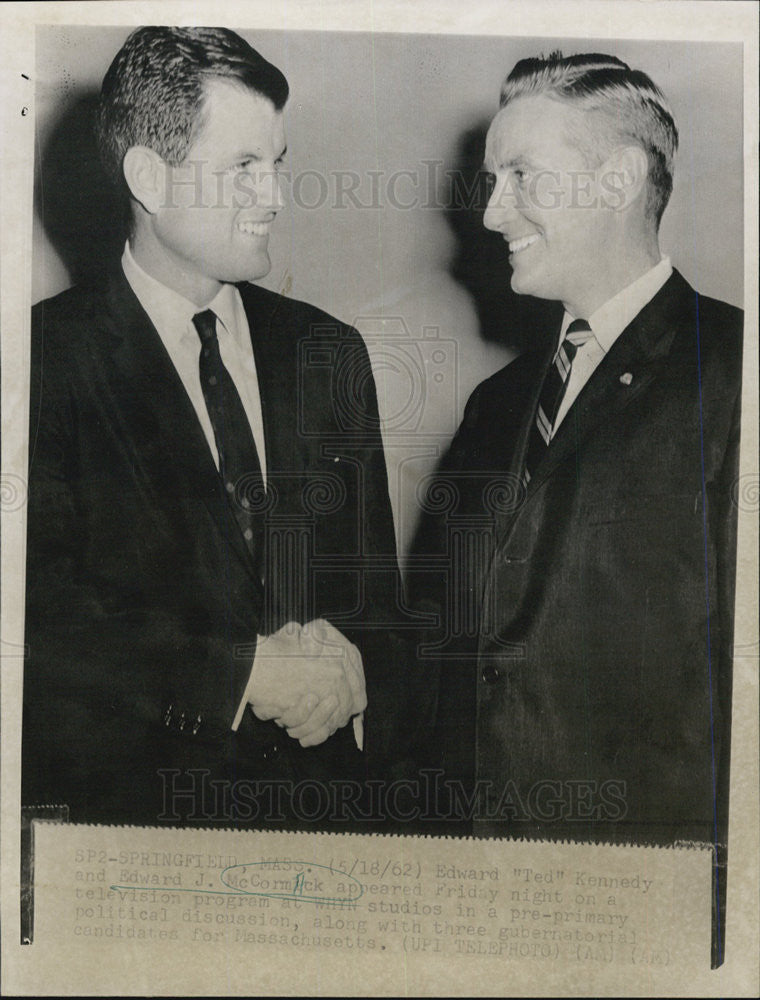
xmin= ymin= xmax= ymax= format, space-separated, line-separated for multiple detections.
xmin=22 ymin=268 xmax=410 ymax=827
xmin=411 ymin=270 xmax=742 ymax=847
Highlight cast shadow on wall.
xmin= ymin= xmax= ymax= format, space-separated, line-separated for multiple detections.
xmin=36 ymin=94 xmax=127 ymax=286
xmin=403 ymin=123 xmax=562 ymax=641
xmin=443 ymin=120 xmax=562 ymax=355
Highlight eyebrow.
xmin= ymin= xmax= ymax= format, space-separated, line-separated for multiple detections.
xmin=483 ymin=155 xmax=537 ymax=173
xmin=232 ymin=144 xmax=288 ymax=162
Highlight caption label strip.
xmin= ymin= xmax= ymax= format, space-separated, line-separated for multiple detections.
xmin=28 ymin=822 xmax=712 ymax=994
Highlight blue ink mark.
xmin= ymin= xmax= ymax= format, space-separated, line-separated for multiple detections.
xmin=110 ymin=859 xmax=363 ymax=907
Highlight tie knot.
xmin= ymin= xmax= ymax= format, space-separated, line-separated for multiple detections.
xmin=565 ymin=318 xmax=593 ymax=348
xmin=192 ymin=309 xmax=218 ymax=344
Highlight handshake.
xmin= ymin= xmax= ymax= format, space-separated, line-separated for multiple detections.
xmin=247 ymin=619 xmax=367 ymax=747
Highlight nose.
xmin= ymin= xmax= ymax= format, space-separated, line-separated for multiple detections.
xmin=235 ymin=165 xmax=284 ymax=214
xmin=483 ymin=173 xmax=519 ymax=232
xmin=256 ymin=165 xmax=285 ymax=213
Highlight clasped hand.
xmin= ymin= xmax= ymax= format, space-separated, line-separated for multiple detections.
xmin=247 ymin=619 xmax=366 ymax=747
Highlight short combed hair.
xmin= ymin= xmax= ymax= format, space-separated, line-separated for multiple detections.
xmin=499 ymin=52 xmax=679 ymax=227
xmin=95 ymin=26 xmax=289 ymax=192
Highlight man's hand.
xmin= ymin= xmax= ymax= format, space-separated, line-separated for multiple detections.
xmin=247 ymin=619 xmax=365 ymax=746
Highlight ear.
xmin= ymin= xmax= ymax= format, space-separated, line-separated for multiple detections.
xmin=122 ymin=146 xmax=166 ymax=215
xmin=599 ymin=145 xmax=649 ymax=212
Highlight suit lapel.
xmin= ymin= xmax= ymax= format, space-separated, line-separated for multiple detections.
xmin=102 ymin=268 xmax=259 ymax=579
xmin=511 ymin=270 xmax=693 ymax=500
xmin=239 ymin=283 xmax=283 ymax=474
xmin=239 ymin=284 xmax=324 ymax=630
xmin=238 ymin=283 xmax=310 ymax=481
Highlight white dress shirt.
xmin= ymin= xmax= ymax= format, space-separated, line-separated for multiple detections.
xmin=552 ymin=257 xmax=673 ymax=435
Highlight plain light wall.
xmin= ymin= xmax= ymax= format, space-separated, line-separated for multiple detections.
xmin=33 ymin=27 xmax=744 ymax=558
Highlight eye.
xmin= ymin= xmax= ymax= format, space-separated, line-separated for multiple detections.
xmin=228 ymin=158 xmax=255 ymax=174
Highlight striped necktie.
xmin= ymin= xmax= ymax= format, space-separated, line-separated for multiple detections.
xmin=192 ymin=309 xmax=265 ymax=570
xmin=522 ymin=319 xmax=593 ymax=485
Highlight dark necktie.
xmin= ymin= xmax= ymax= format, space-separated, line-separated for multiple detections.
xmin=522 ymin=319 xmax=593 ymax=485
xmin=192 ymin=309 xmax=265 ymax=568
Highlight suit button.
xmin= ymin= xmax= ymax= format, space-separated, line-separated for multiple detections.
xmin=481 ymin=665 xmax=500 ymax=685
xmin=262 ymin=743 xmax=281 ymax=761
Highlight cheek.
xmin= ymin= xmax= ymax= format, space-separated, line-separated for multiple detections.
xmin=165 ymin=166 xmax=210 ymax=212
xmin=157 ymin=209 xmax=228 ymax=263
xmin=155 ymin=211 xmax=194 ymax=253
xmin=550 ymin=213 xmax=595 ymax=251
xmin=529 ymin=174 xmax=564 ymax=213
xmin=225 ymin=172 xmax=261 ymax=211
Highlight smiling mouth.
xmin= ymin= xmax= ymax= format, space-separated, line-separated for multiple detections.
xmin=508 ymin=234 xmax=540 ymax=255
xmin=237 ymin=221 xmax=272 ymax=237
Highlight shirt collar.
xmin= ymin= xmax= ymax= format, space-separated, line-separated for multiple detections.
xmin=121 ymin=242 xmax=245 ymax=347
xmin=562 ymin=256 xmax=673 ymax=352
xmin=206 ymin=282 xmax=245 ymax=347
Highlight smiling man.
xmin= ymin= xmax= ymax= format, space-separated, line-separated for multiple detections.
xmin=22 ymin=27 xmax=407 ymax=827
xmin=416 ymin=53 xmax=742 ymax=860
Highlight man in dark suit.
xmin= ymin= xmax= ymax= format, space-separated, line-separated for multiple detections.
xmin=412 ymin=53 xmax=742 ymax=854
xmin=22 ymin=26 xmax=409 ymax=828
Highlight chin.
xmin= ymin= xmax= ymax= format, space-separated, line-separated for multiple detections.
xmin=225 ymin=254 xmax=272 ymax=285
xmin=510 ymin=269 xmax=535 ymax=298
xmin=510 ymin=267 xmax=556 ymax=303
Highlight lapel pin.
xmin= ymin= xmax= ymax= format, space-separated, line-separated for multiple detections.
xmin=619 ymin=372 xmax=633 ymax=386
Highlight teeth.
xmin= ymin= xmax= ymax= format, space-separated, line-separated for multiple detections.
xmin=237 ymin=221 xmax=271 ymax=236
xmin=508 ymin=234 xmax=539 ymax=254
